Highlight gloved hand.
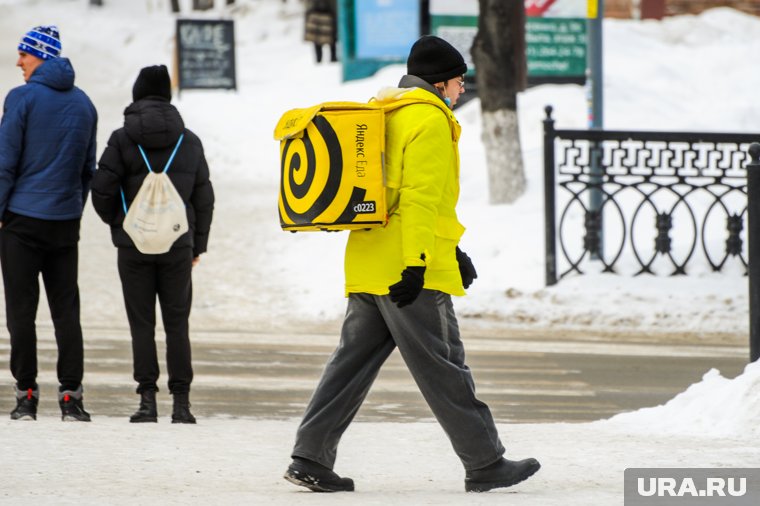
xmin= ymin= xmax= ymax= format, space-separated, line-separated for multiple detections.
xmin=456 ymin=246 xmax=478 ymax=289
xmin=388 ymin=266 xmax=426 ymax=308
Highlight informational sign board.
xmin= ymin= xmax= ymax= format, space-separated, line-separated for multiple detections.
xmin=525 ymin=0 xmax=589 ymax=17
xmin=526 ymin=17 xmax=587 ymax=77
xmin=340 ymin=0 xmax=420 ymax=81
xmin=427 ymin=0 xmax=477 ymax=15
xmin=176 ymin=19 xmax=236 ymax=91
xmin=429 ymin=0 xmax=589 ymax=82
xmin=341 ymin=0 xmax=591 ymax=83
xmin=355 ymin=0 xmax=419 ymax=59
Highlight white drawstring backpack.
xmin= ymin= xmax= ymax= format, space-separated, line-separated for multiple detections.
xmin=121 ymin=133 xmax=188 ymax=254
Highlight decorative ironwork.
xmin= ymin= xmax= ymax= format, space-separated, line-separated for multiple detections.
xmin=584 ymin=210 xmax=602 ymax=256
xmin=654 ymin=213 xmax=672 ymax=255
xmin=726 ymin=214 xmax=743 ymax=258
xmin=543 ymin=106 xmax=759 ymax=285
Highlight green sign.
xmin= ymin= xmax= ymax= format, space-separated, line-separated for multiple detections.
xmin=340 ymin=0 xmax=589 ymax=82
xmin=526 ymin=17 xmax=586 ymax=76
xmin=429 ymin=14 xmax=587 ymax=80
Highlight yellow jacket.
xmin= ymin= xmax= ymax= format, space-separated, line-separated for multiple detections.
xmin=344 ymin=85 xmax=466 ymax=296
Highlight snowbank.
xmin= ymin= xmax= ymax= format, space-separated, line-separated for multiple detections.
xmin=605 ymin=360 xmax=760 ymax=437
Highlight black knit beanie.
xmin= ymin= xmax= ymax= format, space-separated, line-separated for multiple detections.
xmin=132 ymin=65 xmax=172 ymax=102
xmin=406 ymin=35 xmax=467 ymax=85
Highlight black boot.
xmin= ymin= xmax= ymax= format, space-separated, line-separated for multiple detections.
xmin=464 ymin=457 xmax=541 ymax=492
xmin=171 ymin=392 xmax=196 ymax=424
xmin=130 ymin=390 xmax=158 ymax=423
xmin=284 ymin=457 xmax=355 ymax=492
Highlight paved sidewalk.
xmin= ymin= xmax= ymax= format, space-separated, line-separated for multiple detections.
xmin=0 ymin=326 xmax=748 ymax=423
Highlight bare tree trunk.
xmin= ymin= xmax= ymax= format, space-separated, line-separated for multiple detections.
xmin=171 ymin=0 xmax=181 ymax=13
xmin=471 ymin=0 xmax=527 ymax=204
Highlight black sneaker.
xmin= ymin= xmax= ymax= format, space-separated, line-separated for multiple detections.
xmin=10 ymin=386 xmax=38 ymax=421
xmin=59 ymin=387 xmax=91 ymax=422
xmin=465 ymin=457 xmax=541 ymax=492
xmin=284 ymin=457 xmax=354 ymax=492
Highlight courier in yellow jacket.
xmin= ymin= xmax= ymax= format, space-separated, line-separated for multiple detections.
xmin=285 ymin=36 xmax=540 ymax=494
xmin=344 ymin=85 xmax=466 ymax=295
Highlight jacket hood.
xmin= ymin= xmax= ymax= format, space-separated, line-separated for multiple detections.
xmin=374 ymin=80 xmax=461 ymax=142
xmin=124 ymin=98 xmax=185 ymax=149
xmin=398 ymin=74 xmax=442 ymax=97
xmin=29 ymin=57 xmax=75 ymax=91
xmin=375 ymin=75 xmax=450 ymax=108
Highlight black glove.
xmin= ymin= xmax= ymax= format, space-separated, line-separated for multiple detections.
xmin=456 ymin=246 xmax=478 ymax=289
xmin=388 ymin=266 xmax=426 ymax=308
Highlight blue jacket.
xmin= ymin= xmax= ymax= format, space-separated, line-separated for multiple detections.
xmin=0 ymin=57 xmax=97 ymax=220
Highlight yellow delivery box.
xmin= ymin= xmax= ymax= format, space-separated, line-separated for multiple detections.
xmin=274 ymin=102 xmax=387 ymax=231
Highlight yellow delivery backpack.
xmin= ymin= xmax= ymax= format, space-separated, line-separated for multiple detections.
xmin=274 ymin=101 xmax=388 ymax=232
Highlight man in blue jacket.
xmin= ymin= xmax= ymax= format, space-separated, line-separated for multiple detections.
xmin=0 ymin=26 xmax=97 ymax=421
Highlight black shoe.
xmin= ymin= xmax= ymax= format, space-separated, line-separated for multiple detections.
xmin=465 ymin=457 xmax=541 ymax=492
xmin=171 ymin=392 xmax=196 ymax=424
xmin=130 ymin=390 xmax=158 ymax=423
xmin=284 ymin=457 xmax=354 ymax=492
xmin=59 ymin=386 xmax=91 ymax=422
xmin=10 ymin=386 xmax=39 ymax=421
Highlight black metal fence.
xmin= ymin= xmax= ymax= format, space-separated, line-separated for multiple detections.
xmin=542 ymin=106 xmax=760 ymax=361
xmin=747 ymin=143 xmax=760 ymax=362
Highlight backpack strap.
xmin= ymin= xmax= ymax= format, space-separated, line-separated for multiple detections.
xmin=138 ymin=133 xmax=185 ymax=174
xmin=121 ymin=134 xmax=185 ymax=214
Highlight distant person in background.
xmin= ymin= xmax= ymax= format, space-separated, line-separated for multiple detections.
xmin=0 ymin=25 xmax=97 ymax=422
xmin=91 ymin=65 xmax=214 ymax=424
xmin=304 ymin=0 xmax=338 ymax=63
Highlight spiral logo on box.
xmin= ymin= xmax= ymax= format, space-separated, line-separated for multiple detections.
xmin=280 ymin=115 xmax=363 ymax=225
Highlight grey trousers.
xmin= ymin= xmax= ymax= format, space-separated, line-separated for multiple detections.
xmin=292 ymin=290 xmax=505 ymax=471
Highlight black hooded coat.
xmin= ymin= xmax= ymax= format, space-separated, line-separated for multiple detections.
xmin=91 ymin=97 xmax=214 ymax=257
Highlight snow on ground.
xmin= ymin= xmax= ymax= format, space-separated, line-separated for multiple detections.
xmin=1 ymin=1 xmax=759 ymax=504
xmin=606 ymin=360 xmax=760 ymax=437
xmin=2 ymin=416 xmax=758 ymax=506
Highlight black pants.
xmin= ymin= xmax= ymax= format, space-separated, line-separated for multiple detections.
xmin=314 ymin=43 xmax=337 ymax=63
xmin=117 ymin=247 xmax=193 ymax=394
xmin=0 ymin=212 xmax=83 ymax=392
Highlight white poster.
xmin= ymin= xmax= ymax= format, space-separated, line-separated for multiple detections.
xmin=429 ymin=0 xmax=478 ymax=16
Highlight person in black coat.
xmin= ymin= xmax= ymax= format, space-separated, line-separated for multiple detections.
xmin=91 ymin=65 xmax=214 ymax=424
